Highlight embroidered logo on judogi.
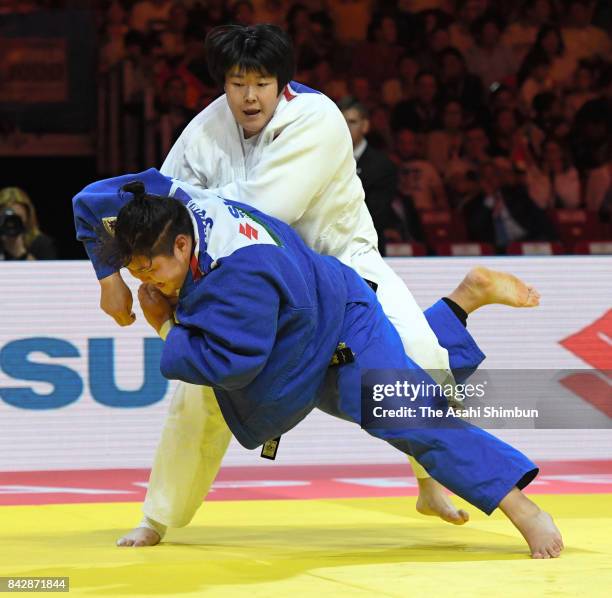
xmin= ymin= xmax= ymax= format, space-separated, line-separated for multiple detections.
xmin=102 ymin=216 xmax=117 ymax=236
xmin=239 ymin=222 xmax=259 ymax=240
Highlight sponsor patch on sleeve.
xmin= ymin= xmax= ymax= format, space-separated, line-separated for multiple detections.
xmin=102 ymin=216 xmax=117 ymax=236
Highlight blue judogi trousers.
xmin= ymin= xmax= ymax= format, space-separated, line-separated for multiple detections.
xmin=317 ymin=299 xmax=538 ymax=515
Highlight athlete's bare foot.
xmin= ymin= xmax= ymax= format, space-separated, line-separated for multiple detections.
xmin=116 ymin=527 xmax=161 ymax=547
xmin=499 ymin=487 xmax=564 ymax=559
xmin=448 ymin=266 xmax=540 ymax=315
xmin=416 ymin=477 xmax=470 ymax=525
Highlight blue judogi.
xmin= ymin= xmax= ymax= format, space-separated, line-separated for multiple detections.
xmin=73 ymin=169 xmax=537 ymax=514
xmin=318 ymin=298 xmax=537 ymax=514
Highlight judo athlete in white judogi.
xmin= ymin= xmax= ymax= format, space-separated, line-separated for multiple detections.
xmin=81 ymin=177 xmax=563 ymax=558
xmin=78 ymin=25 xmax=544 ymax=547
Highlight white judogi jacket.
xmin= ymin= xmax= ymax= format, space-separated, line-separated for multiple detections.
xmin=161 ymin=82 xmax=377 ymax=267
xmin=142 ymin=82 xmax=451 ymax=528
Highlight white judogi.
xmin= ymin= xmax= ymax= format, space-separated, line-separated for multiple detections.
xmin=145 ymin=84 xmax=453 ymax=527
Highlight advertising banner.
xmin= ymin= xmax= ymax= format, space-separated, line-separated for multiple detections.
xmin=0 ymin=258 xmax=610 ymax=471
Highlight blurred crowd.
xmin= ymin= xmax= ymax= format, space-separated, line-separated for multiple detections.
xmin=2 ymin=0 xmax=612 ymax=256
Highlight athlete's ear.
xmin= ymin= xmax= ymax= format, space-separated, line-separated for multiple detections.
xmin=174 ymin=234 xmax=191 ymax=261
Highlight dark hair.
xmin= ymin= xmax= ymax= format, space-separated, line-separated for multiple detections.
xmin=286 ymin=3 xmax=310 ymax=37
xmin=97 ymin=181 xmax=193 ymax=269
xmin=532 ymin=91 xmax=557 ymax=115
xmin=517 ymin=48 xmax=550 ymax=86
xmin=337 ymin=96 xmax=369 ymax=119
xmin=205 ymin=24 xmax=294 ymax=90
xmin=534 ymin=24 xmax=565 ymax=56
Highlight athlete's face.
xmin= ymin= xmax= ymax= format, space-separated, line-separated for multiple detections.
xmin=224 ymin=67 xmax=281 ymax=138
xmin=127 ymin=234 xmax=192 ymax=296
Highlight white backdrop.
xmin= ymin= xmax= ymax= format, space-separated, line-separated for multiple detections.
xmin=0 ymin=257 xmax=610 ymax=471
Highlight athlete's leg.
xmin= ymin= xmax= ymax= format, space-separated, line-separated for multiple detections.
xmin=322 ymin=297 xmax=562 ymax=558
xmin=117 ymin=382 xmax=231 ymax=546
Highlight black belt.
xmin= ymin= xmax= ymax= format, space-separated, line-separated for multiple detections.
xmin=261 ymin=342 xmax=355 ymax=460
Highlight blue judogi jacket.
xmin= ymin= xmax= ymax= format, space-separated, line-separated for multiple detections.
xmin=73 ymin=169 xmax=374 ymax=449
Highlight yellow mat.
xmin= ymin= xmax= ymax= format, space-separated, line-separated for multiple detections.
xmin=1 ymin=494 xmax=610 ymax=597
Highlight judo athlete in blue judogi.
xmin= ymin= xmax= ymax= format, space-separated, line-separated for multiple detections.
xmin=76 ymin=171 xmax=563 ymax=558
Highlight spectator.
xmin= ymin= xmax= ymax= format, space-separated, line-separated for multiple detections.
xmin=129 ymin=0 xmax=172 ymax=34
xmin=338 ymin=97 xmax=397 ymax=255
xmin=349 ymin=76 xmax=376 ymax=112
xmin=368 ymin=104 xmax=395 ymax=151
xmin=592 ymin=0 xmax=612 ymax=31
xmin=531 ymin=91 xmax=568 ymax=139
xmin=463 ymin=161 xmax=555 ymax=251
xmin=252 ymin=0 xmax=287 ymax=27
xmin=326 ymin=0 xmax=372 ymax=44
xmin=426 ymin=99 xmax=465 ymax=174
xmin=466 ymin=14 xmax=516 ymax=90
xmin=446 ymin=168 xmax=482 ymax=211
xmin=585 ymin=159 xmax=612 ymax=221
xmin=156 ymin=54 xmax=207 ymax=112
xmin=518 ymin=50 xmax=555 ymax=113
xmin=490 ymin=84 xmax=521 ymax=114
xmin=159 ymin=2 xmax=188 ymax=58
xmin=409 ymin=7 xmax=453 ymax=55
xmin=564 ymin=62 xmax=599 ymax=121
xmin=157 ymin=76 xmax=197 ymax=159
xmin=525 ymin=137 xmax=582 ymax=209
xmin=287 ymin=4 xmax=328 ymax=72
xmin=562 ymin=0 xmax=612 ymax=61
xmin=569 ymin=97 xmax=612 ymax=172
xmin=352 ymin=14 xmax=404 ymax=87
xmin=531 ymin=24 xmax=577 ymax=88
xmin=0 ymin=187 xmax=57 ymax=260
xmin=438 ymin=46 xmax=486 ymax=118
xmin=393 ymin=128 xmax=448 ymax=210
xmin=233 ymin=1 xmax=255 ymax=25
xmin=381 ymin=55 xmax=419 ymax=108
xmin=417 ymin=26 xmax=452 ymax=71
xmin=99 ymin=0 xmax=129 ymax=72
xmin=182 ymin=24 xmax=216 ymax=88
xmin=489 ymin=108 xmax=524 ymax=160
xmin=121 ymin=30 xmax=150 ymax=108
xmin=391 ymin=70 xmax=441 ymax=132
xmin=501 ymin=0 xmax=554 ymax=63
xmin=386 ymin=182 xmax=426 ymax=245
xmin=195 ymin=0 xmax=231 ymax=30
xmin=447 ymin=124 xmax=493 ymax=177
xmin=449 ymin=0 xmax=490 ymax=54
xmin=311 ymin=59 xmax=348 ymax=101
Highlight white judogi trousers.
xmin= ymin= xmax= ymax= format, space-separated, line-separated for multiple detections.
xmin=144 ymin=248 xmax=454 ymax=527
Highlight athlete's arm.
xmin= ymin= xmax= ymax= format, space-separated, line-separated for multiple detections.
xmin=160 ymin=251 xmax=280 ymax=388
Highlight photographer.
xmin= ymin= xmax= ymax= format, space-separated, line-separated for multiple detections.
xmin=0 ymin=187 xmax=57 ymax=261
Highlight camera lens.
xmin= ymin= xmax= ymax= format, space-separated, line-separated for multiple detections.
xmin=0 ymin=208 xmax=26 ymax=237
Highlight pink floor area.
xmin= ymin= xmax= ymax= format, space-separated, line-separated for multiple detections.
xmin=1 ymin=460 xmax=612 ymax=506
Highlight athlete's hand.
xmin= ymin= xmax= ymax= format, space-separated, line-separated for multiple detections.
xmin=99 ymin=273 xmax=135 ymax=326
xmin=137 ymin=283 xmax=173 ymax=333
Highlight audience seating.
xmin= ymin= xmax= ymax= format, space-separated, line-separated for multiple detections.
xmin=434 ymin=242 xmax=495 ymax=256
